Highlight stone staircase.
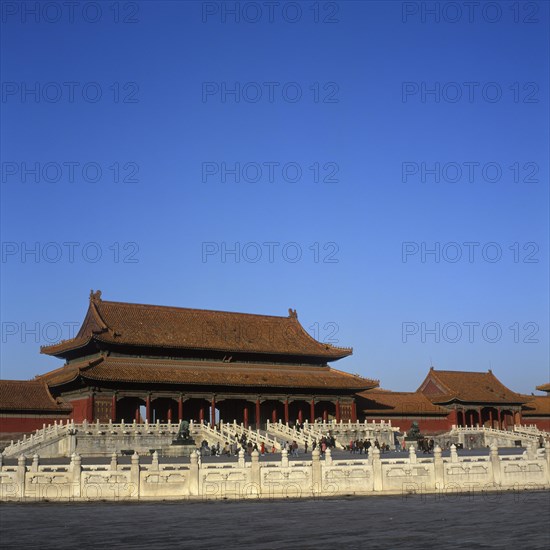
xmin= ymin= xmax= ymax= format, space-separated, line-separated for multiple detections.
xmin=220 ymin=421 xmax=282 ymax=450
xmin=449 ymin=425 xmax=542 ymax=447
xmin=2 ymin=419 xmax=182 ymax=458
xmin=266 ymin=420 xmax=313 ymax=448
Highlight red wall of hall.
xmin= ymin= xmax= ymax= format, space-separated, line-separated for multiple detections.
xmin=0 ymin=414 xmax=71 ymax=434
xmin=523 ymin=417 xmax=550 ymax=431
xmin=70 ymin=397 xmax=93 ymax=422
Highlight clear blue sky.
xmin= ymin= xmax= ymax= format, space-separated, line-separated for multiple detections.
xmin=1 ymin=1 xmax=548 ymax=394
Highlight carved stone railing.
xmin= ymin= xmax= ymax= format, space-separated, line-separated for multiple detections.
xmin=513 ymin=424 xmax=550 ymax=438
xmin=300 ymin=421 xmax=346 ymax=449
xmin=451 ymin=425 xmax=540 ymax=440
xmin=221 ymin=421 xmax=281 ymax=450
xmin=305 ymin=419 xmax=399 ymax=447
xmin=2 ymin=420 xmax=182 ymax=457
xmin=449 ymin=425 xmax=543 ymax=448
xmin=1 ymin=442 xmax=548 ymax=501
xmin=266 ymin=421 xmax=312 ymax=448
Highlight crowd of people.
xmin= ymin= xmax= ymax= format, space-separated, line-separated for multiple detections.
xmin=197 ymin=430 xmax=421 ymax=458
xmin=198 ymin=431 xmax=343 ymax=458
xmin=199 ymin=433 xmax=280 ymax=457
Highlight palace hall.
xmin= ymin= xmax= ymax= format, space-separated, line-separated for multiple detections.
xmin=36 ymin=291 xmax=374 ymax=428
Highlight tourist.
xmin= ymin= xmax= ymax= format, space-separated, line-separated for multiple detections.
xmin=260 ymin=442 xmax=265 ymax=455
xmin=304 ymin=440 xmax=308 ymax=454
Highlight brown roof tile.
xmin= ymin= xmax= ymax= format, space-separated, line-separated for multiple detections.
xmin=41 ymin=355 xmax=375 ymax=391
xmin=41 ymin=291 xmax=352 ymax=361
xmin=536 ymin=383 xmax=550 ymax=393
xmin=521 ymin=395 xmax=550 ymax=416
xmin=359 ymin=389 xmax=449 ymax=415
xmin=0 ymin=380 xmax=71 ymax=412
xmin=419 ymin=368 xmax=526 ymax=404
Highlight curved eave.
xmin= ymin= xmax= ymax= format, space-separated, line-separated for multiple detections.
xmin=363 ymin=410 xmax=449 ymax=416
xmin=93 ymin=333 xmax=353 ymax=361
xmin=41 ymin=336 xmax=94 ymax=357
xmin=432 ymin=396 xmax=528 ymax=406
xmin=42 ymin=334 xmax=352 ymax=362
xmin=78 ymin=373 xmax=372 ymax=392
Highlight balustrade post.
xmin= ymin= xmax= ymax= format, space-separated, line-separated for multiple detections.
xmin=526 ymin=442 xmax=536 ymax=460
xmin=490 ymin=444 xmax=501 ymax=485
xmin=31 ymin=453 xmax=39 ymax=473
xmin=372 ymin=446 xmax=382 ymax=491
xmin=408 ymin=445 xmax=417 ymax=464
xmin=238 ymin=448 xmax=246 ymax=468
xmin=433 ymin=445 xmax=443 ymax=488
xmin=16 ymin=455 xmax=26 ymax=499
xmin=325 ymin=447 xmax=332 ymax=465
xmin=250 ymin=449 xmax=260 ymax=490
xmin=189 ymin=451 xmax=199 ymax=496
xmin=281 ymin=449 xmax=289 ymax=468
xmin=545 ymin=441 xmax=550 ymax=482
xmin=450 ymin=444 xmax=458 ymax=463
xmin=151 ymin=451 xmax=159 ymax=470
xmin=110 ymin=452 xmax=118 ymax=471
xmin=70 ymin=453 xmax=82 ymax=498
xmin=131 ymin=452 xmax=140 ymax=498
xmin=311 ymin=447 xmax=321 ymax=494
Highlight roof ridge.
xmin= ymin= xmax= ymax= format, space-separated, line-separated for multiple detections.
xmin=98 ymin=299 xmax=296 ymax=321
xmin=433 ymin=369 xmax=491 ymax=374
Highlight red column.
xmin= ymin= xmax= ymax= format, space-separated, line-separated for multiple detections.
xmin=199 ymin=406 xmax=205 ymax=424
xmin=478 ymin=408 xmax=483 ymax=427
xmin=489 ymin=409 xmax=493 ymax=427
xmin=146 ymin=395 xmax=152 ymax=422
xmin=211 ymin=397 xmax=216 ymax=428
xmin=310 ymin=399 xmax=315 ymax=423
xmin=111 ymin=395 xmax=117 ymax=422
xmin=516 ymin=409 xmax=522 ymax=425
xmin=272 ymin=407 xmax=277 ymax=423
xmin=167 ymin=407 xmax=172 ymax=422
xmin=323 ymin=409 xmax=328 ymax=422
xmin=497 ymin=408 xmax=502 ymax=429
xmin=335 ymin=400 xmax=341 ymax=422
xmin=87 ymin=394 xmax=95 ymax=422
xmin=178 ymin=396 xmax=183 ymax=421
xmin=135 ymin=405 xmax=140 ymax=423
xmin=244 ymin=405 xmax=249 ymax=428
xmin=255 ymin=399 xmax=261 ymax=429
xmin=284 ymin=399 xmax=289 ymax=424
xmin=298 ymin=409 xmax=303 ymax=423
xmin=449 ymin=408 xmax=458 ymax=428
xmin=351 ymin=400 xmax=357 ymax=422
